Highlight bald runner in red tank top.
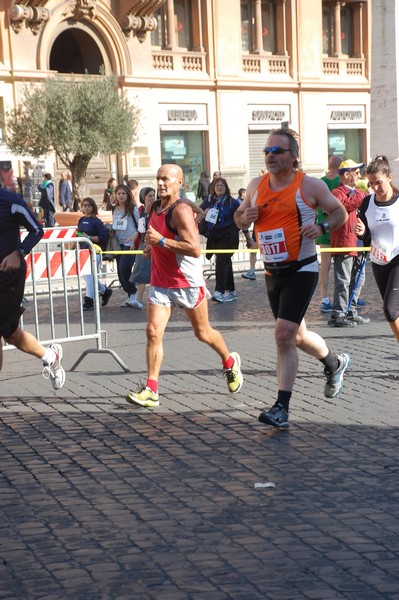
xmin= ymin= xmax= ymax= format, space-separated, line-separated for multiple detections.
xmin=149 ymin=201 xmax=206 ymax=289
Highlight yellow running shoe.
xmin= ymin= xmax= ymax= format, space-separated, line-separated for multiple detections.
xmin=126 ymin=386 xmax=159 ymax=407
xmin=224 ymin=352 xmax=243 ymax=394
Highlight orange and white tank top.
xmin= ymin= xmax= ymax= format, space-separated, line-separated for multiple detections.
xmin=253 ymin=171 xmax=317 ymax=266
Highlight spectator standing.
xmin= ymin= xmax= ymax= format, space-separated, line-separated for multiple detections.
xmin=101 ymin=177 xmax=116 ymax=212
xmin=38 ymin=172 xmax=55 ymax=227
xmin=77 ymin=197 xmax=113 ymax=311
xmin=196 ymin=171 xmax=211 ymax=202
xmin=112 ymin=183 xmax=139 ymax=307
xmin=129 ymin=186 xmax=157 ymax=309
xmin=317 ymin=155 xmax=342 ymax=312
xmin=200 ymin=177 xmax=241 ymax=303
xmin=328 ymin=159 xmax=370 ymax=327
xmin=59 ymin=170 xmax=72 ymax=212
xmin=0 ymin=187 xmax=65 ymax=389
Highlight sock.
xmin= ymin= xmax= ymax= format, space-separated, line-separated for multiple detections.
xmin=222 ymin=355 xmax=234 ymax=370
xmin=146 ymin=379 xmax=158 ymax=394
xmin=320 ymin=350 xmax=339 ymax=372
xmin=41 ymin=347 xmax=55 ymax=366
xmin=275 ymin=390 xmax=292 ymax=411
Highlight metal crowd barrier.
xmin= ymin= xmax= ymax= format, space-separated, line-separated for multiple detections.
xmin=5 ymin=237 xmax=130 ymax=373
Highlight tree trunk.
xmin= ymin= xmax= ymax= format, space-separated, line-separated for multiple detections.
xmin=69 ymin=154 xmax=92 ymax=211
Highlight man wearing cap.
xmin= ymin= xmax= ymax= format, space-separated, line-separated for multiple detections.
xmin=328 ymin=159 xmax=370 ymax=327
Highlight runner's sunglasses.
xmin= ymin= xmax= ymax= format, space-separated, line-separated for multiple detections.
xmin=264 ymin=146 xmax=291 ymax=155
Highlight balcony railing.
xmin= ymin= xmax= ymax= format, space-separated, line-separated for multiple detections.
xmin=242 ymin=54 xmax=290 ymax=77
xmin=152 ymin=51 xmax=206 ymax=73
xmin=322 ymin=57 xmax=366 ymax=78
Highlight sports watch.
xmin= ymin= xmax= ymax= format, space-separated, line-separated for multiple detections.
xmin=319 ymin=222 xmax=330 ymax=235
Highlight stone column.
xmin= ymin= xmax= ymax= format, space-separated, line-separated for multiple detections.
xmin=370 ymin=0 xmax=399 ymax=180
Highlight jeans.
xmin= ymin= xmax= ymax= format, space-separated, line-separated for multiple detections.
xmin=332 ymin=255 xmax=359 ymax=318
xmin=84 ymin=254 xmax=106 ymax=299
xmin=116 ymin=244 xmax=137 ymax=296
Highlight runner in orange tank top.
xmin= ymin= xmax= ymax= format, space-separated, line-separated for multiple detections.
xmin=235 ymin=128 xmax=351 ymax=429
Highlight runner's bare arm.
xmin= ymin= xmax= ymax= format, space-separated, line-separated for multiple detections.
xmin=234 ymin=177 xmax=261 ymax=229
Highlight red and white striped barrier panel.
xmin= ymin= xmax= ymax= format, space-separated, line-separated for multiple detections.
xmin=21 ymin=227 xmax=77 ymax=242
xmin=25 ymin=249 xmax=91 ymax=282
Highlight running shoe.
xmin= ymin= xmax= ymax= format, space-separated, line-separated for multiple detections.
xmin=324 ymin=352 xmax=351 ymax=398
xmin=42 ymin=344 xmax=65 ymax=390
xmin=223 ymin=352 xmax=243 ymax=394
xmin=224 ymin=291 xmax=238 ymax=302
xmin=125 ymin=294 xmax=138 ymax=307
xmin=126 ymin=386 xmax=159 ymax=407
xmin=83 ymin=297 xmax=94 ymax=311
xmin=212 ymin=291 xmax=225 ymax=303
xmin=320 ymin=299 xmax=333 ymax=313
xmin=347 ymin=313 xmax=370 ymax=325
xmin=242 ymin=269 xmax=256 ymax=280
xmin=327 ymin=316 xmax=356 ymax=328
xmin=258 ymin=403 xmax=289 ymax=429
xmin=130 ymin=300 xmax=143 ymax=310
xmin=356 ymin=298 xmax=366 ymax=307
xmin=101 ymin=287 xmax=113 ymax=307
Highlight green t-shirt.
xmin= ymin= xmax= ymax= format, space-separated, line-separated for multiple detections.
xmin=317 ymin=175 xmax=340 ymax=244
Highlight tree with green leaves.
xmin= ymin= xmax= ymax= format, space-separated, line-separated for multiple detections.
xmin=5 ymin=73 xmax=141 ymax=209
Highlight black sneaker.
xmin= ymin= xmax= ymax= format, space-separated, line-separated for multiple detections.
xmin=327 ymin=316 xmax=356 ymax=328
xmin=101 ymin=287 xmax=113 ymax=307
xmin=258 ymin=403 xmax=289 ymax=429
xmin=324 ymin=352 xmax=351 ymax=398
xmin=83 ymin=296 xmax=94 ymax=311
xmin=347 ymin=313 xmax=370 ymax=325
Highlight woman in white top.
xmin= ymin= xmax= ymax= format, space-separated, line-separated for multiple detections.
xmin=356 ymin=155 xmax=399 ymax=346
xmin=112 ymin=184 xmax=139 ymax=307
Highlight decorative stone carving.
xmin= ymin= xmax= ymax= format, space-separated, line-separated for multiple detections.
xmin=62 ymin=0 xmax=97 ymax=20
xmin=121 ymin=0 xmax=165 ymax=41
xmin=122 ymin=15 xmax=157 ymax=41
xmin=9 ymin=4 xmax=49 ymax=35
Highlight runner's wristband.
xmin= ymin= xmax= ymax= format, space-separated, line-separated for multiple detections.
xmin=319 ymin=222 xmax=330 ymax=235
xmin=158 ymin=237 xmax=166 ymax=247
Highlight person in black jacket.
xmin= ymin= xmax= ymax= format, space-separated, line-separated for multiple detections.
xmin=38 ymin=172 xmax=55 ymax=227
xmin=0 ymin=187 xmax=65 ymax=389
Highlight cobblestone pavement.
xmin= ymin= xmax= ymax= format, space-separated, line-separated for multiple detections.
xmin=1 ymin=263 xmax=398 ymax=600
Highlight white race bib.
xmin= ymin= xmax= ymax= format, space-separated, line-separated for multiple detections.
xmin=138 ymin=217 xmax=146 ymax=233
xmin=114 ymin=217 xmax=128 ymax=231
xmin=371 ymin=238 xmax=388 ymax=264
xmin=258 ymin=228 xmax=288 ymax=262
xmin=205 ymin=208 xmax=219 ymax=224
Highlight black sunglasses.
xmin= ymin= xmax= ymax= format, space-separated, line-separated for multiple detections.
xmin=264 ymin=146 xmax=291 ymax=155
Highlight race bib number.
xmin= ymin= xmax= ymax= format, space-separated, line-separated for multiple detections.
xmin=114 ymin=217 xmax=128 ymax=231
xmin=205 ymin=208 xmax=219 ymax=224
xmin=138 ymin=217 xmax=146 ymax=233
xmin=371 ymin=238 xmax=388 ymax=264
xmin=258 ymin=228 xmax=289 ymax=262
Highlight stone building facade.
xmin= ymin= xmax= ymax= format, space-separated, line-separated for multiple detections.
xmin=0 ymin=0 xmax=371 ymax=201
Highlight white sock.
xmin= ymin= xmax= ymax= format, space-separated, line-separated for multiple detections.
xmin=41 ymin=347 xmax=55 ymax=365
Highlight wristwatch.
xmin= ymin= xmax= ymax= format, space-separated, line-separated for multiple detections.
xmin=16 ymin=248 xmax=26 ymax=258
xmin=319 ymin=222 xmax=330 ymax=235
xmin=158 ymin=237 xmax=166 ymax=247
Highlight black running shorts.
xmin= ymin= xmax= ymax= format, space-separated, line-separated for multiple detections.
xmin=0 ymin=264 xmax=26 ymax=339
xmin=265 ymin=271 xmax=318 ymax=324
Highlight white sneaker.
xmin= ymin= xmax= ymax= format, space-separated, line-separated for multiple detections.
xmin=42 ymin=343 xmax=65 ymax=390
xmin=120 ymin=300 xmax=129 ymax=307
xmin=131 ymin=300 xmax=143 ymax=310
xmin=125 ymin=294 xmax=139 ymax=307
xmin=242 ymin=269 xmax=256 ymax=280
